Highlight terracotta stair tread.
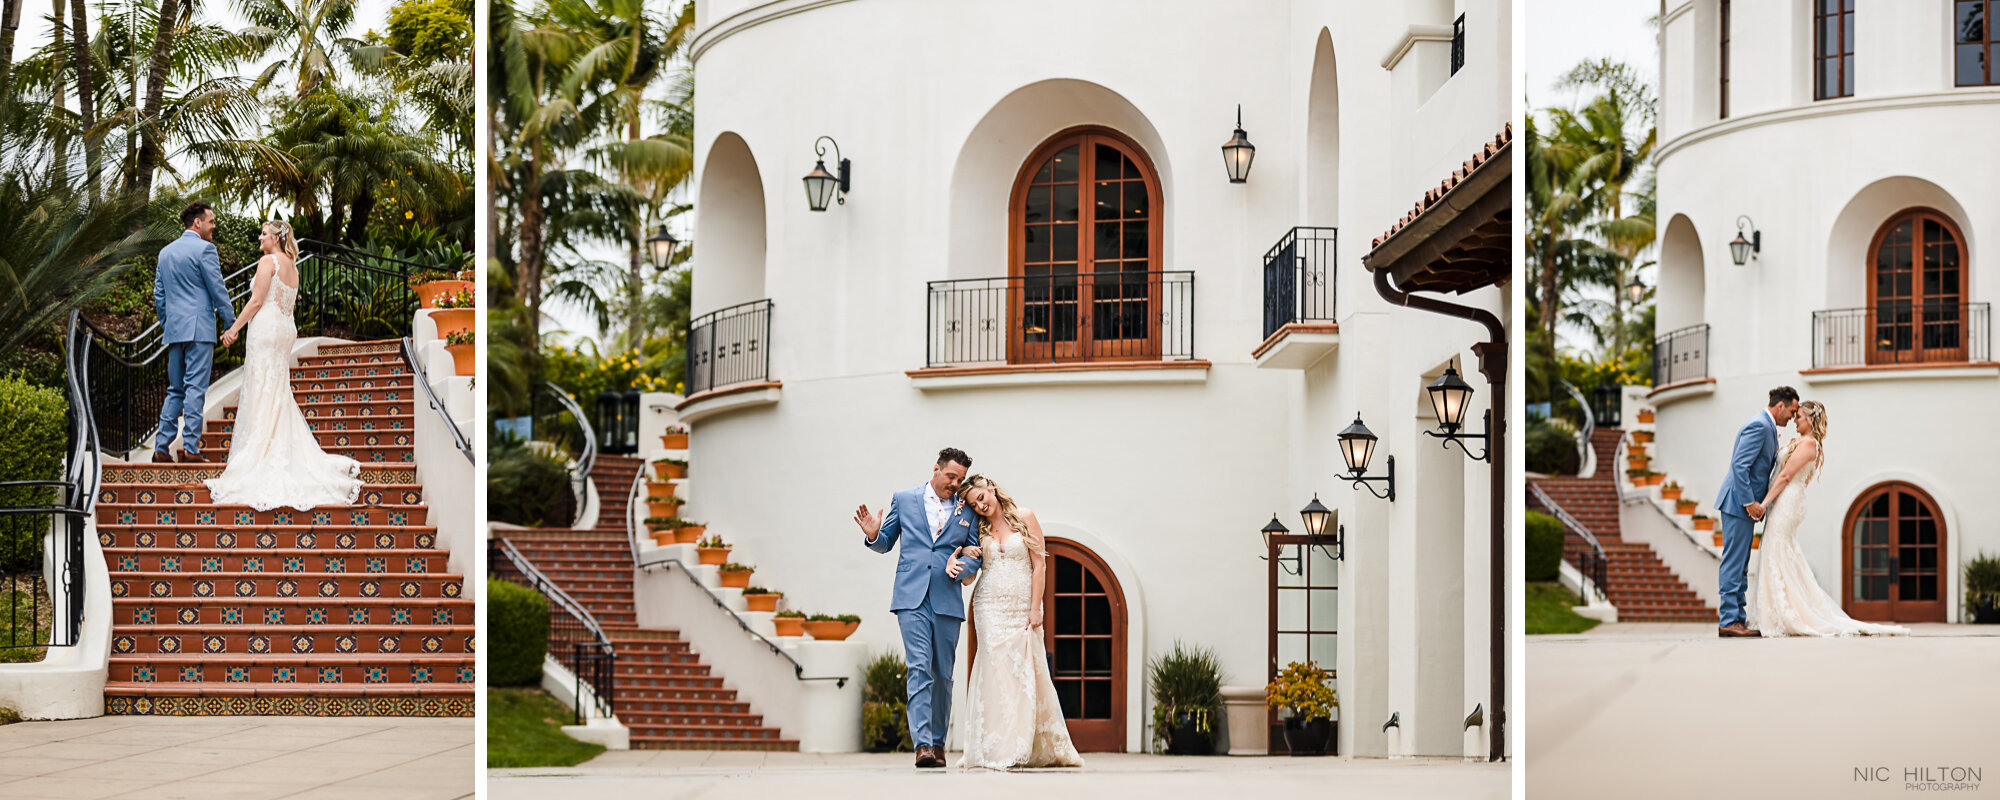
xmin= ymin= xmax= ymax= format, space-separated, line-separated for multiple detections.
xmin=104 ymin=683 xmax=472 ymax=696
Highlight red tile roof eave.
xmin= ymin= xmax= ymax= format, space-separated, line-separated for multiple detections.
xmin=1368 ymin=123 xmax=1514 ymax=252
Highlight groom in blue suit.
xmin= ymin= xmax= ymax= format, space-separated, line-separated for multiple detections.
xmin=854 ymin=447 xmax=983 ymax=768
xmin=150 ymin=203 xmax=236 ymax=463
xmin=1713 ymin=385 xmax=1798 ymax=638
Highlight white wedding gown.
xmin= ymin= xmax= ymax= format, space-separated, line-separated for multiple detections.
xmin=205 ymin=275 xmax=364 ymax=511
xmin=959 ymin=534 xmax=1084 ymax=770
xmin=1751 ymin=456 xmax=1910 ymax=637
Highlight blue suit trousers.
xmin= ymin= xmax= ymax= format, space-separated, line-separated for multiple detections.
xmin=1718 ymin=512 xmax=1755 ymax=628
xmin=156 ymin=342 xmax=214 ymax=454
xmin=897 ymin=606 xmax=961 ymax=748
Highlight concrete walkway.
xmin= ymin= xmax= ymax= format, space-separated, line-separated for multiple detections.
xmin=1528 ymin=623 xmax=2000 ymax=799
xmin=0 ymin=716 xmax=472 ymax=799
xmin=492 ymin=751 xmax=1509 ymax=800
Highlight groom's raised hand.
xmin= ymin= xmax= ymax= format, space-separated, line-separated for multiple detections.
xmin=853 ymin=504 xmax=884 ymax=540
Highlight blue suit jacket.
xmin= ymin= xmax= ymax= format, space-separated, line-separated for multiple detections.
xmin=864 ymin=484 xmax=984 ymax=619
xmin=1714 ymin=411 xmax=1778 ymax=521
xmin=154 ymin=231 xmax=236 ymax=344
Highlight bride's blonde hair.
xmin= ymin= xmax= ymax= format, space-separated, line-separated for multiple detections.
xmin=261 ymin=219 xmax=300 ymax=264
xmin=957 ymin=474 xmax=1043 ymax=559
xmin=1779 ymin=400 xmax=1828 ymax=484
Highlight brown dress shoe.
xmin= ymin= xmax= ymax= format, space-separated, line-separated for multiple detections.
xmin=915 ymin=745 xmax=943 ymax=768
xmin=178 ymin=449 xmax=209 ymax=464
xmin=1718 ymin=624 xmax=1762 ymax=638
xmin=151 ymin=450 xmax=176 ymax=464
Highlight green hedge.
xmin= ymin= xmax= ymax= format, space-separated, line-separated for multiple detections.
xmin=0 ymin=377 xmax=66 ymax=574
xmin=1526 ymin=511 xmax=1564 ymax=582
xmin=489 ymin=579 xmax=549 ymax=686
xmin=486 ymin=432 xmax=577 ymax=528
xmin=1526 ymin=417 xmax=1580 ymax=476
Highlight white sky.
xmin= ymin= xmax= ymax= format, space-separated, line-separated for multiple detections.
xmin=14 ymin=0 xmax=396 ymax=67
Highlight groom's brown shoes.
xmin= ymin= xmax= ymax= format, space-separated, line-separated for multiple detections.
xmin=1718 ymin=624 xmax=1762 ymax=638
xmin=151 ymin=449 xmax=176 ymax=464
xmin=178 ymin=449 xmax=209 ymax=464
xmin=914 ymin=745 xmax=943 ymax=768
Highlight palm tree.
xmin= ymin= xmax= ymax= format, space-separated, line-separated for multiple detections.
xmin=234 ymin=0 xmax=359 ymax=98
xmin=0 ymin=158 xmax=169 ymax=358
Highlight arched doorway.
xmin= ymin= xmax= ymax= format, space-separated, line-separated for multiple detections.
xmin=1841 ymin=482 xmax=1947 ymax=622
xmin=966 ymin=537 xmax=1128 ymax=751
xmin=1865 ymin=209 xmax=1968 ymax=365
xmin=1007 ymin=127 xmax=1163 ymax=364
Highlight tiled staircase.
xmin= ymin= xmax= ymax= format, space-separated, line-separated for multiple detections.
xmin=1529 ymin=426 xmax=1715 ymax=622
xmin=97 ymin=341 xmax=474 ymax=716
xmin=496 ymin=454 xmax=797 ymax=750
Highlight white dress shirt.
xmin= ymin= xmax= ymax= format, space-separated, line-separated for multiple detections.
xmin=921 ymin=482 xmax=951 ymax=542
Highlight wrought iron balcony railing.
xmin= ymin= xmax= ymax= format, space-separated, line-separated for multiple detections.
xmin=1653 ymin=323 xmax=1710 ymax=387
xmin=925 ymin=271 xmax=1195 ymax=368
xmin=685 ymin=299 xmax=773 ymax=395
xmin=1262 ymin=227 xmax=1337 ymax=340
xmin=1813 ymin=303 xmax=1991 ymax=369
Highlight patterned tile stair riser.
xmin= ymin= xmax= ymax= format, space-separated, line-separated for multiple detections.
xmin=493 ymin=454 xmax=797 ymax=750
xmin=96 ymin=341 xmax=474 ymax=716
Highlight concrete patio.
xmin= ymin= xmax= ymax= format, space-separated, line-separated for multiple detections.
xmin=491 ymin=751 xmax=1510 ymax=799
xmin=0 ymin=715 xmax=473 ymax=799
xmin=1528 ymin=622 xmax=2000 ymax=798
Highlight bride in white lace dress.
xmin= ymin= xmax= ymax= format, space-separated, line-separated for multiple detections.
xmin=204 ymin=220 xmax=363 ymax=511
xmin=950 ymin=475 xmax=1083 ymax=770
xmin=1750 ymin=400 xmax=1909 ymax=637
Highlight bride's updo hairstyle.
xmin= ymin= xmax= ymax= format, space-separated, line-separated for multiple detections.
xmin=1782 ymin=400 xmax=1829 ymax=483
xmin=957 ymin=474 xmax=1044 ymax=560
xmin=262 ymin=219 xmax=301 ymax=264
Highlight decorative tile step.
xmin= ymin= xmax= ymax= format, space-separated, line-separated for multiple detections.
xmin=112 ymin=625 xmax=472 ymax=655
xmin=314 ymin=342 xmax=404 ymax=356
xmin=617 ymin=699 xmax=753 ymax=715
xmin=208 ymin=415 xmax=415 ymax=435
xmin=97 ymin=484 xmax=423 ymax=507
xmin=286 ymin=400 xmax=417 ymax=418
xmin=101 ymin=464 xmax=416 ymax=484
xmin=630 ymin=735 xmax=796 ymax=752
xmin=619 ymin=687 xmax=739 ymax=703
xmin=197 ymin=444 xmax=415 ymax=464
xmin=614 ymin=662 xmax=716 ymax=679
xmin=97 ymin=504 xmax=426 ymax=528
xmin=290 ymin=376 xmax=413 ymax=392
xmin=112 ymin=597 xmax=473 ymax=626
xmin=104 ymin=689 xmax=472 ymax=717
xmin=97 ymin=527 xmax=441 ymax=551
xmin=620 ymin=710 xmax=767 ymax=728
xmin=110 ymin=573 xmax=466 ymax=600
xmin=615 ymin=674 xmax=728 ymax=691
xmin=298 ymin=350 xmax=405 ymax=364
xmin=292 ymin=363 xmax=412 ymax=379
xmin=603 ymin=627 xmax=682 ymax=642
xmin=104 ymin=547 xmax=444 ymax=573
xmin=203 ymin=430 xmax=415 ymax=452
xmin=109 ymin=654 xmax=474 ymax=684
xmin=280 ymin=387 xmax=413 ymax=406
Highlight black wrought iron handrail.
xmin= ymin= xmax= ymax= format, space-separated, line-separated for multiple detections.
xmin=400 ymin=338 xmax=473 ymax=463
xmin=1530 ymin=481 xmax=1608 ymax=604
xmin=299 ymin=238 xmax=437 ymax=272
xmin=0 ymin=312 xmax=101 ymax=649
xmin=1653 ymin=323 xmax=1710 ymax=388
xmin=539 ymin=382 xmax=597 ymax=526
xmin=1262 ymin=226 xmax=1338 ymax=340
xmin=685 ymin=299 xmax=773 ymax=397
xmin=1811 ymin=303 xmax=1991 ymax=369
xmin=924 ymin=270 xmax=1196 ymax=368
xmin=489 ymin=537 xmax=617 ymax=723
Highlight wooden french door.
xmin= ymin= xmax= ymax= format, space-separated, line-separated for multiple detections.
xmin=1842 ymin=482 xmax=1947 ymax=622
xmin=1867 ymin=210 xmax=1968 ymax=365
xmin=1008 ymin=127 xmax=1163 ymax=364
xmin=1266 ymin=533 xmax=1338 ymax=755
xmin=964 ymin=538 xmax=1127 ymax=751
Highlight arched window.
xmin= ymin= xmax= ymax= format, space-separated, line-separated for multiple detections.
xmin=1009 ymin=127 xmax=1163 ymax=363
xmin=1866 ymin=210 xmax=1968 ymax=364
xmin=1842 ymin=482 xmax=1947 ymax=622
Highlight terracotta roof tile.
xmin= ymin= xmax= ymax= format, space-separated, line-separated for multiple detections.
xmin=1370 ymin=123 xmax=1513 ymax=250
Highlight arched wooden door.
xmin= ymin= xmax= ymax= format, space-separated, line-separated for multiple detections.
xmin=1866 ymin=209 xmax=1969 ymax=365
xmin=1842 ymin=482 xmax=1947 ymax=622
xmin=966 ymin=538 xmax=1127 ymax=751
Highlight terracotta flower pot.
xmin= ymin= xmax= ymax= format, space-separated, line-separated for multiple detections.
xmin=1712 ymin=531 xmax=1725 ymax=547
xmin=430 ymin=308 xmax=475 ymax=340
xmin=804 ymin=620 xmax=859 ymax=641
xmin=1661 ymin=487 xmax=1682 ymax=501
xmin=744 ymin=594 xmax=779 ymax=613
xmin=648 ymin=500 xmax=683 ymax=518
xmin=1752 ymin=535 xmax=1762 ymax=550
xmin=444 ymin=342 xmax=475 ymax=376
xmin=1632 ymin=431 xmax=1654 ymax=443
xmin=650 ymin=530 xmax=677 ymax=546
xmin=1646 ymin=474 xmax=1665 ymax=486
xmin=648 ymin=481 xmax=679 ymax=500
xmin=1694 ymin=518 xmax=1715 ymax=531
xmin=1632 ymin=476 xmax=1647 ymax=488
xmin=457 ymin=270 xmax=476 ymax=282
xmin=1628 ymin=456 xmax=1650 ymax=470
xmin=416 ymin=280 xmax=472 ymax=309
xmin=1628 ymin=444 xmax=1648 ymax=457
xmin=697 ymin=546 xmax=730 ymax=566
xmin=1638 ymin=411 xmax=1655 ymax=424
xmin=1676 ymin=501 xmax=1697 ymax=515
xmin=718 ymin=569 xmax=751 ymax=588
xmin=661 ymin=433 xmax=689 ymax=449
xmin=653 ymin=462 xmax=686 ymax=480
xmin=675 ymin=525 xmax=705 ymax=544
xmin=773 ymin=617 xmax=805 ymax=637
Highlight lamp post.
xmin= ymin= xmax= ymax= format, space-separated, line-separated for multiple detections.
xmin=1260 ymin=495 xmax=1343 ymax=576
xmin=1424 ymin=366 xmax=1490 ymax=461
xmin=594 ymin=390 xmax=641 ymax=454
xmin=1336 ymin=414 xmax=1395 ymax=501
xmin=1221 ymin=105 xmax=1255 ymax=184
xmin=1730 ymin=215 xmax=1761 ymax=265
xmin=803 ymin=136 xmax=850 ymax=211
xmin=1625 ymin=277 xmax=1644 ymax=304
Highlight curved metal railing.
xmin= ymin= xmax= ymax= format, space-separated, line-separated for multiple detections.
xmin=0 ymin=312 xmax=102 ymax=650
xmin=1559 ymin=380 xmax=1594 ymax=479
xmin=1530 ymin=481 xmax=1609 ymax=603
xmin=400 ymin=338 xmax=473 ymax=463
xmin=489 ymin=536 xmax=617 ymax=722
xmin=537 ymin=382 xmax=596 ymax=527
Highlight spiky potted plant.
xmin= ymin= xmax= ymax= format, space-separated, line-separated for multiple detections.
xmin=1266 ymin=660 xmax=1336 ymax=756
xmin=1148 ymin=640 xmax=1223 ymax=755
xmin=1965 ymin=552 xmax=2000 ymax=623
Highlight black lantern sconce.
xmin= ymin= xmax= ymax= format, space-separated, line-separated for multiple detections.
xmin=1221 ymin=105 xmax=1256 ymax=183
xmin=1423 ymin=365 xmax=1490 ymax=462
xmin=1337 ymin=413 xmax=1396 ymax=501
xmin=803 ymin=136 xmax=850 ymax=211
xmin=645 ymin=225 xmax=681 ymax=273
xmin=594 ymin=389 xmax=642 ymax=454
xmin=1624 ymin=276 xmax=1645 ymax=304
xmin=1260 ymin=496 xmax=1344 ymax=576
xmin=1729 ymin=215 xmax=1760 ymax=266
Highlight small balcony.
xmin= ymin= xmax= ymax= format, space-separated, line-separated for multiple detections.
xmin=1652 ymin=324 xmax=1710 ymax=388
xmin=678 ymin=299 xmax=780 ymax=421
xmin=912 ymin=271 xmax=1202 ymax=388
xmin=1810 ymin=303 xmax=1992 ymax=372
xmin=1254 ymin=226 xmax=1339 ymax=370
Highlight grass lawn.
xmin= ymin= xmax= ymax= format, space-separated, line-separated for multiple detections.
xmin=487 ymin=686 xmax=607 ymax=768
xmin=0 ymin=577 xmax=51 ymax=664
xmin=1526 ymin=581 xmax=1601 ymax=635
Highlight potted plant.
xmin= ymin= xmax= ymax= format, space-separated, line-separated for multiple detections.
xmin=411 ymin=270 xmax=470 ymax=308
xmin=717 ymin=562 xmax=754 ymax=588
xmin=1627 ymin=454 xmax=1651 ymax=470
xmin=1631 ymin=429 xmax=1654 ymax=444
xmin=648 ymin=481 xmax=678 ymax=499
xmin=457 ymin=267 xmax=476 ymax=282
xmin=1693 ymin=513 xmax=1716 ymax=532
xmin=1676 ymin=498 xmax=1697 ymax=515
xmin=661 ymin=424 xmax=689 ymax=449
xmin=1637 ymin=407 xmax=1656 ymax=424
xmin=676 ymin=520 xmax=706 ymax=545
xmin=1266 ymin=660 xmax=1336 ymax=756
xmin=697 ymin=535 xmax=731 ymax=566
xmin=804 ymin=613 xmax=861 ymax=641
xmin=430 ymin=286 xmax=476 ymax=339
xmin=443 ymin=329 xmax=475 ymax=376
xmin=1628 ymin=442 xmax=1648 ymax=458
xmin=1627 ymin=467 xmax=1649 ymax=488
xmin=1646 ymin=471 xmax=1665 ymax=486
xmin=1965 ymin=552 xmax=2000 ymax=623
xmin=647 ymin=495 xmax=684 ymax=518
xmin=653 ymin=458 xmax=688 ymax=480
xmin=742 ymin=587 xmax=781 ymax=613
xmin=1660 ymin=481 xmax=1682 ymax=501
xmin=773 ymin=610 xmax=806 ymax=637
xmin=1752 ymin=532 xmax=1762 ymax=550
xmin=1147 ymin=640 xmax=1223 ymax=756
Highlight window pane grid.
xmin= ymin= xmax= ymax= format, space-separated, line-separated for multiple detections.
xmin=1956 ymin=0 xmax=1996 ymax=85
xmin=1815 ymin=2 xmax=1855 ymax=99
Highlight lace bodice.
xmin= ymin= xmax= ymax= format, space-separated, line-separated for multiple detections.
xmin=269 ymin=278 xmax=297 ymax=317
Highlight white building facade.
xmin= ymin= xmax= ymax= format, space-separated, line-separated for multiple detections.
xmin=1653 ymin=0 xmax=2000 ymax=624
xmin=675 ymin=0 xmax=1512 ymax=759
